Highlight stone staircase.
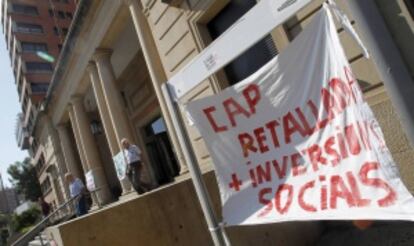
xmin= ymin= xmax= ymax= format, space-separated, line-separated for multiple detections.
xmin=28 ymin=233 xmax=49 ymax=246
xmin=317 ymin=221 xmax=414 ymax=246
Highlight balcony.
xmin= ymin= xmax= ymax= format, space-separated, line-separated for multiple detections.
xmin=15 ymin=113 xmax=30 ymax=150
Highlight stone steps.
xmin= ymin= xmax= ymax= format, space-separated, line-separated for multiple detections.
xmin=317 ymin=221 xmax=414 ymax=246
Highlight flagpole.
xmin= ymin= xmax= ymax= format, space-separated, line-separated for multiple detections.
xmin=344 ymin=0 xmax=414 ymax=147
xmin=161 ymin=84 xmax=230 ymax=246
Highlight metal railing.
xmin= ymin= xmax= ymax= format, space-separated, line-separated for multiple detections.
xmin=11 ymin=195 xmax=79 ymax=246
xmin=11 ymin=187 xmax=104 ymax=246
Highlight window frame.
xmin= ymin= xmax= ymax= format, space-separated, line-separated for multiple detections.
xmin=15 ymin=22 xmax=43 ymax=34
xmin=185 ymin=0 xmax=288 ymax=91
xmin=25 ymin=62 xmax=53 ymax=73
xmin=403 ymin=0 xmax=414 ymax=18
xmin=30 ymin=82 xmax=49 ymax=94
xmin=21 ymin=42 xmax=48 ymax=53
xmin=53 ymin=26 xmax=60 ymax=36
xmin=12 ymin=3 xmax=39 ymax=16
xmin=57 ymin=11 xmax=65 ymax=19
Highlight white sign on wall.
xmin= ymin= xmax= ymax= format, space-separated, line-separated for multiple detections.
xmin=85 ymin=170 xmax=96 ymax=192
xmin=187 ymin=6 xmax=414 ymax=225
xmin=113 ymin=151 xmax=127 ymax=180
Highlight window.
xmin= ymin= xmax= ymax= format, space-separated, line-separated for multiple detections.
xmin=53 ymin=27 xmax=59 ymax=35
xmin=62 ymin=28 xmax=68 ymax=35
xmin=21 ymin=42 xmax=48 ymax=53
xmin=404 ymin=0 xmax=414 ymax=18
xmin=58 ymin=44 xmax=63 ymax=51
xmin=26 ymin=62 xmax=53 ymax=73
xmin=31 ymin=83 xmax=49 ymax=93
xmin=16 ymin=23 xmax=43 ymax=34
xmin=35 ymin=155 xmax=45 ymax=175
xmin=207 ymin=0 xmax=277 ymax=85
xmin=58 ymin=11 xmax=65 ymax=19
xmin=66 ymin=12 xmax=73 ymax=19
xmin=30 ymin=138 xmax=38 ymax=157
xmin=12 ymin=4 xmax=38 ymax=16
xmin=40 ymin=177 xmax=52 ymax=195
xmin=48 ymin=9 xmax=54 ymax=17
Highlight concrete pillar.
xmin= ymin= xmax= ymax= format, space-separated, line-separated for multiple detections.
xmin=123 ymin=0 xmax=187 ymax=174
xmin=70 ymin=96 xmax=112 ymax=205
xmin=86 ymin=62 xmax=119 ymax=155
xmin=48 ymin=125 xmax=71 ymax=203
xmin=68 ymin=105 xmax=88 ymax=174
xmin=48 ymin=172 xmax=64 ymax=208
xmin=92 ymin=49 xmax=137 ymax=193
xmin=87 ymin=61 xmax=132 ymax=194
xmin=56 ymin=124 xmax=83 ymax=180
xmin=92 ymin=49 xmax=135 ymax=144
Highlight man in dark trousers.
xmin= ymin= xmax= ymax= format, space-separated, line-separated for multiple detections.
xmin=65 ymin=173 xmax=88 ymax=217
xmin=38 ymin=197 xmax=51 ymax=218
xmin=121 ymin=138 xmax=152 ymax=194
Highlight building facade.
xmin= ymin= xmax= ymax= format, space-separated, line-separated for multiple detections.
xmin=0 ymin=174 xmax=19 ymax=214
xmin=0 ymin=0 xmax=76 ymax=208
xmin=4 ymin=0 xmax=414 ymax=245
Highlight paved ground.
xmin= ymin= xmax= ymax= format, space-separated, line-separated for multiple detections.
xmin=317 ymin=221 xmax=414 ymax=246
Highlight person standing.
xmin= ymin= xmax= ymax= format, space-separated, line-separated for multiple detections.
xmin=121 ymin=138 xmax=152 ymax=194
xmin=38 ymin=197 xmax=51 ymax=218
xmin=65 ymin=173 xmax=88 ymax=217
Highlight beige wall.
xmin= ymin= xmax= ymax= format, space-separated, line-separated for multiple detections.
xmin=34 ymin=115 xmax=68 ymax=206
xmin=376 ymin=0 xmax=414 ymax=77
xmin=140 ymin=0 xmax=414 ymax=189
xmin=46 ymin=171 xmax=323 ymax=246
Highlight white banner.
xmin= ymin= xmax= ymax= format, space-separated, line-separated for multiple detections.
xmin=187 ymin=5 xmax=414 ymax=226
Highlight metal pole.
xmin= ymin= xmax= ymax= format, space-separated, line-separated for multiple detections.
xmin=39 ymin=232 xmax=45 ymax=246
xmin=344 ymin=0 xmax=414 ymax=147
xmin=161 ymin=84 xmax=230 ymax=246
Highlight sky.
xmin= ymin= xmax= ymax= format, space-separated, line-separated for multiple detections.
xmin=0 ymin=33 xmax=28 ymax=188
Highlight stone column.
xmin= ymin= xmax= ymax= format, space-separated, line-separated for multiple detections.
xmin=48 ymin=172 xmax=64 ymax=207
xmin=48 ymin=124 xmax=71 ymax=203
xmin=123 ymin=0 xmax=188 ymax=174
xmin=87 ymin=61 xmax=132 ymax=193
xmin=86 ymin=62 xmax=119 ymax=155
xmin=56 ymin=124 xmax=83 ymax=180
xmin=70 ymin=97 xmax=112 ymax=205
xmin=92 ymin=49 xmax=135 ymax=144
xmin=93 ymin=49 xmax=136 ymax=193
xmin=68 ymin=105 xmax=88 ymax=173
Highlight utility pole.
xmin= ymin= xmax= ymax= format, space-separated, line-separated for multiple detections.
xmin=345 ymin=0 xmax=414 ymax=146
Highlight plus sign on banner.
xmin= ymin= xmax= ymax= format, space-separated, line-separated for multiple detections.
xmin=187 ymin=5 xmax=414 ymax=226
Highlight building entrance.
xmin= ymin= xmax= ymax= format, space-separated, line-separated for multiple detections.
xmin=144 ymin=117 xmax=179 ymax=185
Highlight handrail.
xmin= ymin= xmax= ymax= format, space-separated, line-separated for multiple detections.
xmin=11 ymin=195 xmax=79 ymax=246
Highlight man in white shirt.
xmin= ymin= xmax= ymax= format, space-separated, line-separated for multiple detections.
xmin=65 ymin=173 xmax=88 ymax=216
xmin=121 ymin=138 xmax=152 ymax=194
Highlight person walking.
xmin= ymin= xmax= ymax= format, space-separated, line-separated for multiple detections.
xmin=65 ymin=173 xmax=88 ymax=217
xmin=121 ymin=138 xmax=152 ymax=194
xmin=38 ymin=197 xmax=51 ymax=218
